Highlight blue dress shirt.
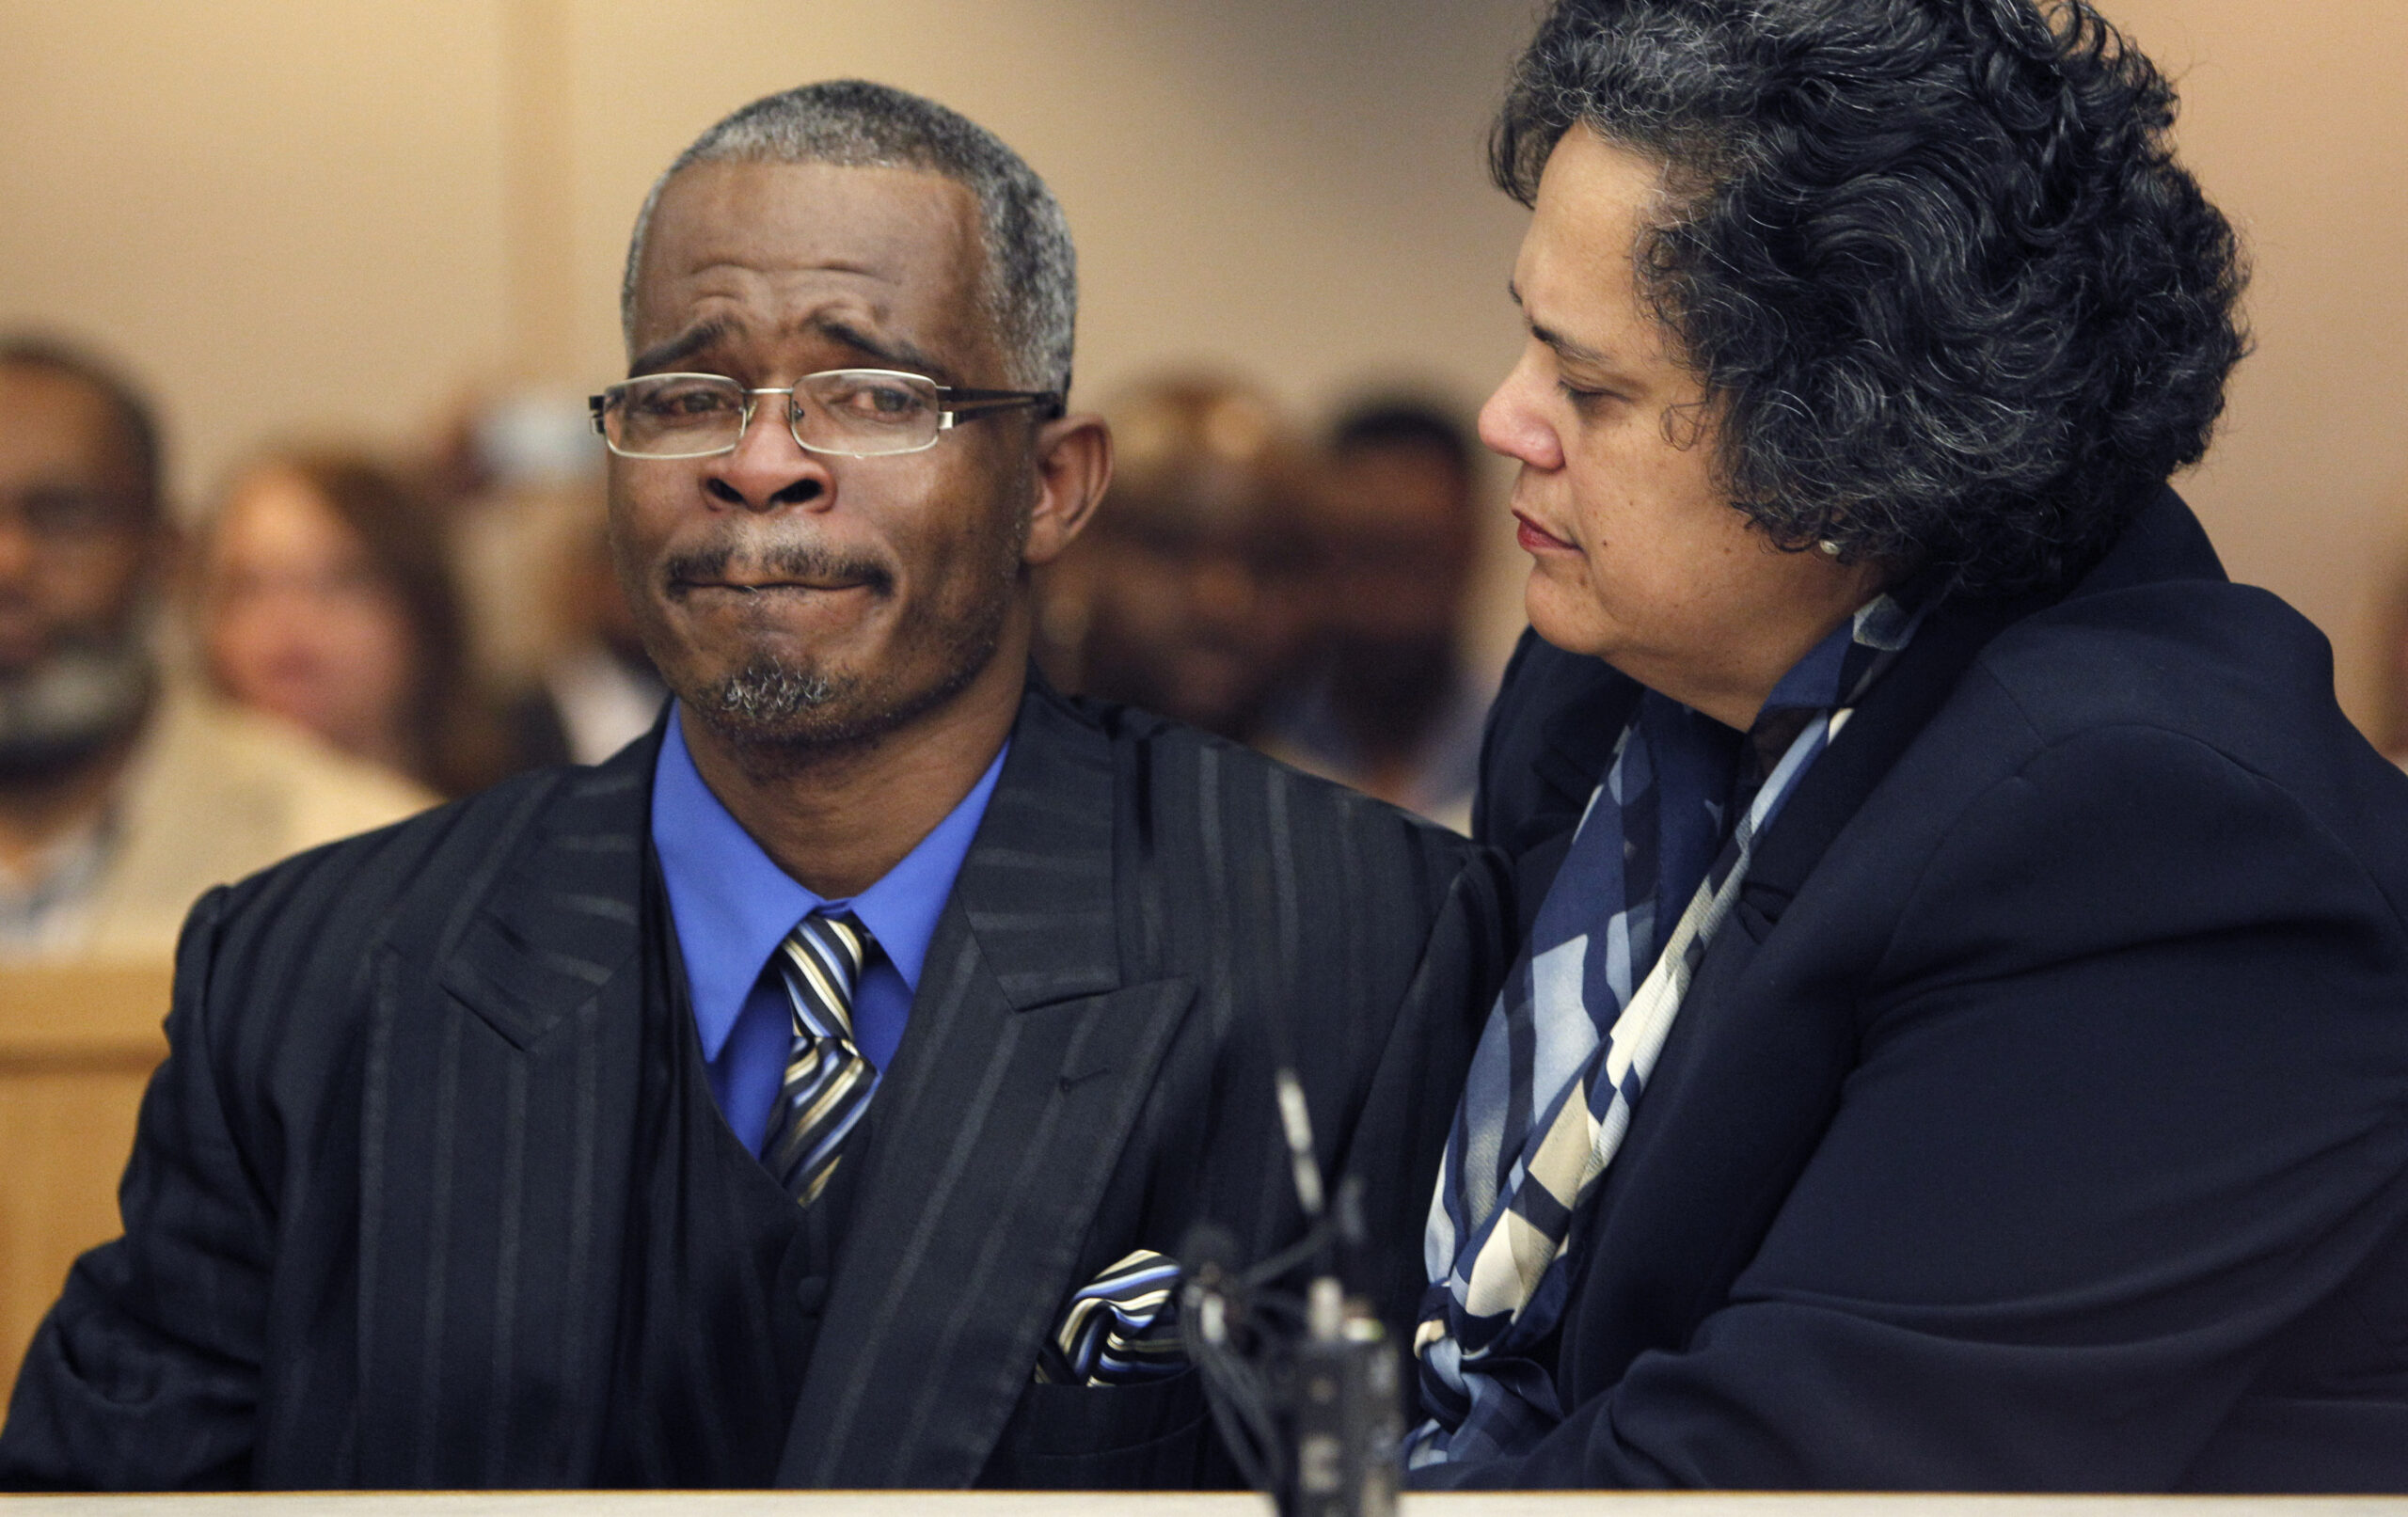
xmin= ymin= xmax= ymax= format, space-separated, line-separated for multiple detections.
xmin=650 ymin=706 xmax=1007 ymax=1156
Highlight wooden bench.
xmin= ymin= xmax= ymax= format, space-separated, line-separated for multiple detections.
xmin=0 ymin=961 xmax=174 ymax=1394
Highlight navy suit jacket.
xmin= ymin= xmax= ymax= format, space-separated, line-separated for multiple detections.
xmin=1442 ymin=488 xmax=2408 ymax=1492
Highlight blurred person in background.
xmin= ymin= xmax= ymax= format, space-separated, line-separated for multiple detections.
xmin=1263 ymin=399 xmax=1490 ymax=830
xmin=198 ymin=449 xmax=514 ymax=797
xmin=0 ymin=336 xmax=429 ymax=958
xmin=503 ymin=511 xmax=667 ymax=766
xmin=420 ymin=386 xmax=664 ymax=766
xmin=1038 ymin=374 xmax=1316 ymax=743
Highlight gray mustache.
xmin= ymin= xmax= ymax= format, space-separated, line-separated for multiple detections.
xmin=663 ymin=539 xmax=896 ymax=597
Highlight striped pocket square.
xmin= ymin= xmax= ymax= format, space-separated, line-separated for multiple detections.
xmin=1034 ymin=1248 xmax=1187 ymax=1386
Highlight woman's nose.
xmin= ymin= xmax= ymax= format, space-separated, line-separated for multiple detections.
xmin=1479 ymin=357 xmax=1564 ymax=473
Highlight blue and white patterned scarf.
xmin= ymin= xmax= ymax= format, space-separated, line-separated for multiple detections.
xmin=1408 ymin=595 xmax=1922 ymax=1468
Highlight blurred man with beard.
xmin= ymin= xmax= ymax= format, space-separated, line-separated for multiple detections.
xmin=1038 ymin=375 xmax=1317 ymax=743
xmin=0 ymin=337 xmax=428 ymax=957
xmin=1 ymin=84 xmax=1508 ymax=1490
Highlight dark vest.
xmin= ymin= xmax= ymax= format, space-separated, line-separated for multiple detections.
xmin=592 ymin=859 xmax=861 ymax=1486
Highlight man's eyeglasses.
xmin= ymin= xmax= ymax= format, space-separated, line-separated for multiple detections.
xmin=588 ymin=370 xmax=1065 ymax=461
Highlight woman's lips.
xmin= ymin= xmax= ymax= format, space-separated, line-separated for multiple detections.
xmin=1513 ymin=512 xmax=1576 ymax=554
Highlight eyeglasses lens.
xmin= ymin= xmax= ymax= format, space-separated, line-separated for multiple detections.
xmin=606 ymin=371 xmax=944 ymax=458
xmin=795 ymin=372 xmax=941 ymax=455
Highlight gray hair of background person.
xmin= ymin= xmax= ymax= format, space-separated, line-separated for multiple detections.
xmin=1494 ymin=0 xmax=2248 ymax=598
xmin=0 ymin=333 xmax=164 ymax=516
xmin=620 ymin=78 xmax=1077 ymax=394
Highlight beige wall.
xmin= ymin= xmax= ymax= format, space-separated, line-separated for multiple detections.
xmin=2100 ymin=2 xmax=2408 ymax=732
xmin=1 ymin=0 xmax=1532 ymax=483
xmin=4 ymin=1 xmax=2403 ymax=722
xmin=0 ymin=0 xmax=515 ymax=487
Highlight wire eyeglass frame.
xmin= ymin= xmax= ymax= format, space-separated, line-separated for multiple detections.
xmin=588 ymin=368 xmax=1066 ymax=460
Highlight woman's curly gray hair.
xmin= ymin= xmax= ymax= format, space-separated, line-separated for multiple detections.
xmin=1496 ymin=0 xmax=2248 ymax=596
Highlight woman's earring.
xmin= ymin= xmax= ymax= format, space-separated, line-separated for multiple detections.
xmin=1818 ymin=539 xmax=1843 ymax=557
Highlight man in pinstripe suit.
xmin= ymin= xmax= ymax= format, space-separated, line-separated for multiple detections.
xmin=0 ymin=83 xmax=1513 ymax=1490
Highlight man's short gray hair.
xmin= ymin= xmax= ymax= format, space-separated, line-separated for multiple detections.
xmin=621 ymin=80 xmax=1076 ymax=394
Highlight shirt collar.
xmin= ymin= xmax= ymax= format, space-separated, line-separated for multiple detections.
xmin=1757 ymin=592 xmax=1922 ymax=721
xmin=650 ymin=705 xmax=1008 ymax=1061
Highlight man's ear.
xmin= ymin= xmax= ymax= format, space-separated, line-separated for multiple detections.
xmin=1022 ymin=412 xmax=1111 ymax=567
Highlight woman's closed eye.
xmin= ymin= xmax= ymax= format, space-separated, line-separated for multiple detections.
xmin=1556 ymin=379 xmax=1623 ymax=414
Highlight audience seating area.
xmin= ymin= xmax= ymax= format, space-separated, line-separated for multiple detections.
xmin=0 ymin=964 xmax=172 ymax=1392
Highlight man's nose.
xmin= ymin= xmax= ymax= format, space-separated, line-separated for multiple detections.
xmin=703 ymin=396 xmax=834 ymax=513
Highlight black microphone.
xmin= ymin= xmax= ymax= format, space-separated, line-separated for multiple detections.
xmin=1180 ymin=1063 xmax=1402 ymax=1517
xmin=1268 ymin=1073 xmax=1402 ymax=1517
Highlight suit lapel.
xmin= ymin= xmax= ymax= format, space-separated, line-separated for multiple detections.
xmin=777 ymin=686 xmax=1197 ymax=1488
xmin=352 ymin=738 xmax=660 ymax=1485
xmin=1551 ymin=588 xmax=2044 ymax=1389
xmin=1739 ymin=593 xmax=2035 ymax=925
xmin=1618 ymin=585 xmax=2036 ymax=1142
xmin=1656 ymin=489 xmax=2217 ymax=1084
xmin=433 ymin=753 xmax=653 ymax=1051
xmin=1513 ymin=663 xmax=1640 ymax=938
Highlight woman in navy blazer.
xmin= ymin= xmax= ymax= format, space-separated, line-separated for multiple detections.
xmin=1409 ymin=0 xmax=2408 ymax=1493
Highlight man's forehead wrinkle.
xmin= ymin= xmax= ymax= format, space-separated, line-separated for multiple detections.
xmin=667 ymin=261 xmax=900 ymax=320
xmin=630 ymin=292 xmax=961 ymax=387
xmin=678 ymin=252 xmax=901 ymax=286
xmin=635 ymin=270 xmax=892 ymax=353
xmin=655 ymin=164 xmax=978 ymax=274
xmin=631 ymin=164 xmax=995 ymax=379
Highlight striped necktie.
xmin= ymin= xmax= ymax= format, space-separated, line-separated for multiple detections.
xmin=762 ymin=911 xmax=878 ymax=1206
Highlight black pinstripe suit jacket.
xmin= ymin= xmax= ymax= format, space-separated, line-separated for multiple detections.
xmin=0 ymin=678 xmax=1513 ymax=1491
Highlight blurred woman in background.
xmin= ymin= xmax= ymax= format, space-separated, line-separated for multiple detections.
xmin=197 ymin=449 xmax=507 ymax=798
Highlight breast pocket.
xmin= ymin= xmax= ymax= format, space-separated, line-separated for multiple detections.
xmin=981 ymin=1367 xmax=1238 ymax=1489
